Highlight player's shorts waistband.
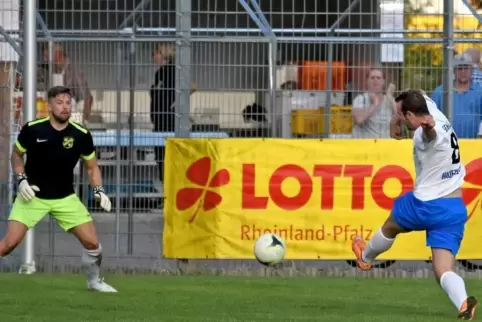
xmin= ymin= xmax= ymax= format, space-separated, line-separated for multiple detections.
xmin=29 ymin=193 xmax=77 ymax=201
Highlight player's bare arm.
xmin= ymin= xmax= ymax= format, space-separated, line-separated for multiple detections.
xmin=11 ymin=145 xmax=40 ymax=201
xmin=421 ymin=115 xmax=437 ymax=142
xmin=84 ymin=156 xmax=112 ymax=212
xmin=84 ymin=156 xmax=102 ymax=187
xmin=11 ymin=145 xmax=25 ymax=175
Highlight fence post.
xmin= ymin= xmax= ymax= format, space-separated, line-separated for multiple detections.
xmin=325 ymin=41 xmax=334 ymax=138
xmin=127 ymin=29 xmax=136 ymax=255
xmin=175 ymin=0 xmax=192 ymax=138
xmin=114 ymin=42 xmax=123 ymax=255
xmin=47 ymin=40 xmax=55 ymax=270
xmin=19 ymin=0 xmax=37 ymax=275
xmin=324 ymin=0 xmax=361 ymax=138
xmin=268 ymin=38 xmax=278 ymax=137
xmin=268 ymin=40 xmax=281 ymax=137
xmin=442 ymin=0 xmax=454 ymax=122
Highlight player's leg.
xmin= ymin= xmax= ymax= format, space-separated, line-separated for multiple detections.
xmin=352 ymin=191 xmax=419 ymax=270
xmin=432 ymin=248 xmax=477 ymax=320
xmin=0 ymin=221 xmax=28 ymax=256
xmin=50 ymin=194 xmax=116 ymax=292
xmin=425 ymin=197 xmax=477 ymax=320
xmin=352 ymin=213 xmax=402 ymax=270
xmin=70 ymin=222 xmax=115 ymax=292
xmin=0 ymin=197 xmax=49 ymax=256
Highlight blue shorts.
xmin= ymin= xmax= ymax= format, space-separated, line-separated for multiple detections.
xmin=392 ymin=191 xmax=467 ymax=256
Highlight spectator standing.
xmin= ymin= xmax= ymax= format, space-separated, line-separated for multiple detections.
xmin=465 ymin=48 xmax=482 ymax=85
xmin=150 ymin=43 xmax=176 ymax=186
xmin=351 ymin=67 xmax=396 ymax=138
xmin=41 ymin=43 xmax=93 ymax=123
xmin=431 ymin=53 xmax=482 ymax=138
xmin=150 ymin=43 xmax=196 ymax=185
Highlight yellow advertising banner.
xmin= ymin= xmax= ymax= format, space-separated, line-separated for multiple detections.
xmin=163 ymin=139 xmax=482 ymax=260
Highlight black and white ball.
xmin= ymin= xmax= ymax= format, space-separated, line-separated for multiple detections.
xmin=253 ymin=233 xmax=286 ymax=266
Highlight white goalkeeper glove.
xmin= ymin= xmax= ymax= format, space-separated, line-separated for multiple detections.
xmin=93 ymin=186 xmax=111 ymax=212
xmin=17 ymin=173 xmax=40 ymax=202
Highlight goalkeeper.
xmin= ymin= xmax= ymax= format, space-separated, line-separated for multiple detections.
xmin=1 ymin=86 xmax=116 ymax=293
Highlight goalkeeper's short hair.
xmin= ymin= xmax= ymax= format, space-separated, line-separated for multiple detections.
xmin=48 ymin=86 xmax=72 ymax=100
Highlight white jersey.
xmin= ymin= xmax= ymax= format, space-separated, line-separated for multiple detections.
xmin=412 ymin=96 xmax=465 ymax=201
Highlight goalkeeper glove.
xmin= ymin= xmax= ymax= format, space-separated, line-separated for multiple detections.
xmin=16 ymin=173 xmax=40 ymax=202
xmin=93 ymin=186 xmax=111 ymax=212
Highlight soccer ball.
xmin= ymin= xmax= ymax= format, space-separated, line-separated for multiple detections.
xmin=253 ymin=233 xmax=286 ymax=266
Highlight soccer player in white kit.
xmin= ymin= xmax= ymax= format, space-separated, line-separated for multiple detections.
xmin=351 ymin=90 xmax=478 ymax=320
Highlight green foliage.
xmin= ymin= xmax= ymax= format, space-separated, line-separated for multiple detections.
xmin=403 ymin=43 xmax=443 ymax=93
xmin=402 ymin=0 xmax=482 ymax=93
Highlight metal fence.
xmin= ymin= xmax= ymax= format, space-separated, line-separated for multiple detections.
xmin=0 ymin=0 xmax=482 ymax=275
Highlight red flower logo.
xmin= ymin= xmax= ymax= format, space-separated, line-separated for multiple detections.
xmin=462 ymin=158 xmax=482 ymax=222
xmin=176 ymin=157 xmax=230 ymax=223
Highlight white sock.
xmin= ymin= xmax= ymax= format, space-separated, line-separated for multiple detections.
xmin=362 ymin=228 xmax=395 ymax=263
xmin=440 ymin=271 xmax=468 ymax=310
xmin=81 ymin=244 xmax=102 ymax=283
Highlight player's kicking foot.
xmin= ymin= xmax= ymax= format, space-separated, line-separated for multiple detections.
xmin=351 ymin=236 xmax=372 ymax=271
xmin=87 ymin=277 xmax=117 ymax=293
xmin=458 ymin=296 xmax=478 ymax=320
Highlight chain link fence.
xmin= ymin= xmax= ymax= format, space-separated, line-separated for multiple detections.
xmin=0 ymin=0 xmax=481 ymax=275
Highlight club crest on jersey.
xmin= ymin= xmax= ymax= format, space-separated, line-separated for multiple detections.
xmin=63 ymin=137 xmax=74 ymax=149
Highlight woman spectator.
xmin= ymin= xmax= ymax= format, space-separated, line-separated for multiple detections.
xmin=351 ymin=67 xmax=396 ymax=138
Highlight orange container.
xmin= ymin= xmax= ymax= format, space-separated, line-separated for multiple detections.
xmin=299 ymin=61 xmax=346 ymax=91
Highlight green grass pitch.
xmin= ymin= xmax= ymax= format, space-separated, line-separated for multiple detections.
xmin=0 ymin=274 xmax=480 ymax=321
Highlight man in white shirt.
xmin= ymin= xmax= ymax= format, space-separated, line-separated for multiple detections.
xmin=351 ymin=90 xmax=477 ymax=320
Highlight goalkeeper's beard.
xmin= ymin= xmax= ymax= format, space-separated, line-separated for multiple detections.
xmin=51 ymin=112 xmax=70 ymax=124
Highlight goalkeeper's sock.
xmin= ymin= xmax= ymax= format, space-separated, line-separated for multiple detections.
xmin=440 ymin=271 xmax=468 ymax=310
xmin=362 ymin=228 xmax=395 ymax=264
xmin=81 ymin=244 xmax=102 ymax=282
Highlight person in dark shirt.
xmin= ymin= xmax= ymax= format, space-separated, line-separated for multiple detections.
xmin=151 ymin=43 xmax=176 ymax=185
xmin=3 ymin=86 xmax=116 ymax=292
xmin=150 ymin=43 xmax=196 ymax=184
xmin=151 ymin=43 xmax=176 ymax=133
